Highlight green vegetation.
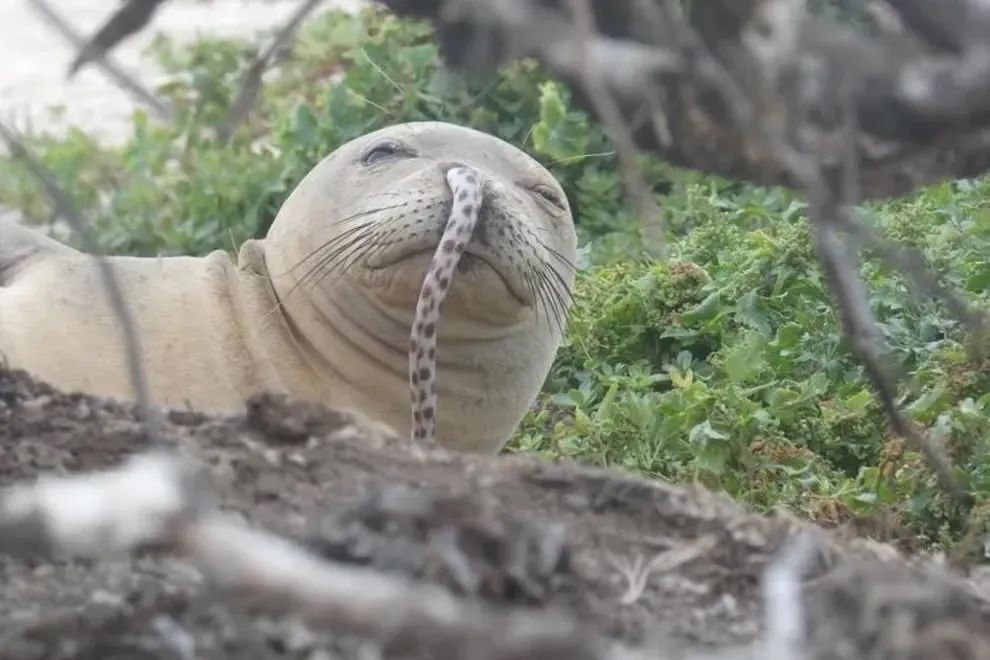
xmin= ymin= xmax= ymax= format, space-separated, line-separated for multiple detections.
xmin=2 ymin=7 xmax=988 ymax=554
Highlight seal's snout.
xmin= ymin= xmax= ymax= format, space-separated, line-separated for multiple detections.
xmin=438 ymin=161 xmax=469 ymax=175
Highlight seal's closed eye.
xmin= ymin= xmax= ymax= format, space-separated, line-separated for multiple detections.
xmin=361 ymin=139 xmax=416 ymax=166
xmin=527 ymin=182 xmax=567 ymax=211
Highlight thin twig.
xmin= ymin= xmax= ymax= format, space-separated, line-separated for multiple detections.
xmin=68 ymin=0 xmax=169 ymax=79
xmin=27 ymin=0 xmax=173 ymax=122
xmin=565 ymin=0 xmax=667 ymax=255
xmin=0 ymin=122 xmax=164 ymax=444
xmin=836 ymin=209 xmax=989 ymax=337
xmin=217 ymin=0 xmax=326 ymax=143
xmin=810 ymin=198 xmax=971 ymax=505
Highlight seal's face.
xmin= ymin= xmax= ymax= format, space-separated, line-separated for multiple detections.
xmin=262 ymin=121 xmax=577 ymax=453
xmin=269 ymin=122 xmax=577 ymax=333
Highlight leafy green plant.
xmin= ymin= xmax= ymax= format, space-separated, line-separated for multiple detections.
xmin=513 ymin=174 xmax=989 ymax=550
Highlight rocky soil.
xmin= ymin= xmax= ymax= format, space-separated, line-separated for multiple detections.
xmin=2 ymin=367 xmax=990 ymax=659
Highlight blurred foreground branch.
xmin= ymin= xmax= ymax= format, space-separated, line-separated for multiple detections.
xmin=28 ymin=0 xmax=173 ymax=121
xmin=0 ymin=449 xmax=817 ymax=660
xmin=67 ymin=0 xmax=168 ymax=79
xmin=218 ymin=0 xmax=326 ymax=142
xmin=379 ymin=0 xmax=990 ymax=202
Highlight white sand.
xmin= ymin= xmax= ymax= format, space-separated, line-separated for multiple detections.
xmin=0 ymin=0 xmax=366 ymax=230
xmin=0 ymin=0 xmax=366 ymax=145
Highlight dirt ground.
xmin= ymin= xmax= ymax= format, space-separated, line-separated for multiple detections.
xmin=2 ymin=366 xmax=990 ymax=659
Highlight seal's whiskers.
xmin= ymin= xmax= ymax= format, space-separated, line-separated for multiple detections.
xmin=408 ymin=167 xmax=483 ymax=445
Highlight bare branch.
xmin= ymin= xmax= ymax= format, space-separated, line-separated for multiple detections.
xmin=217 ymin=0 xmax=326 ymax=143
xmin=564 ymin=0 xmax=667 ymax=254
xmin=68 ymin=0 xmax=169 ymax=79
xmin=809 ymin=194 xmax=970 ymax=505
xmin=715 ymin=1 xmax=974 ymax=508
xmin=379 ymin=0 xmax=990 ymax=200
xmin=27 ymin=0 xmax=173 ymax=122
xmin=0 ymin=122 xmax=164 ymax=443
xmin=837 ymin=209 xmax=989 ymax=337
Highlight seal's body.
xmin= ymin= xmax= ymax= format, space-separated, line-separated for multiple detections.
xmin=0 ymin=122 xmax=577 ymax=453
xmin=0 ymin=232 xmax=311 ymax=411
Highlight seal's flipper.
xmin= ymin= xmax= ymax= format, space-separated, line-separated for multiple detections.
xmin=0 ymin=215 xmax=79 ymax=286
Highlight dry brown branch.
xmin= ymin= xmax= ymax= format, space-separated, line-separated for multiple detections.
xmin=563 ymin=0 xmax=667 ymax=254
xmin=725 ymin=1 xmax=971 ymax=505
xmin=808 ymin=189 xmax=970 ymax=504
xmin=27 ymin=0 xmax=173 ymax=122
xmin=669 ymin=0 xmax=977 ymax=507
xmin=378 ymin=0 xmax=990 ymax=199
xmin=67 ymin=0 xmax=169 ymax=79
xmin=836 ymin=208 xmax=988 ymax=337
xmin=217 ymin=0 xmax=326 ymax=143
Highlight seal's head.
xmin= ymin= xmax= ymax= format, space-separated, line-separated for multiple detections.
xmin=263 ymin=121 xmax=577 ymax=453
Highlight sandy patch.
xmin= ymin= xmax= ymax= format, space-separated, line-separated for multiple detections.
xmin=0 ymin=0 xmax=366 ymax=145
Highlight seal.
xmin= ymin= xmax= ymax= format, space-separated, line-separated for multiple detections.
xmin=0 ymin=121 xmax=578 ymax=453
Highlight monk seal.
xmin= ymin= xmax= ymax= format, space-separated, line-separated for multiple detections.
xmin=0 ymin=121 xmax=578 ymax=453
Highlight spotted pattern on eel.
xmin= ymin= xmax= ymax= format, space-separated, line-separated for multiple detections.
xmin=409 ymin=166 xmax=483 ymax=445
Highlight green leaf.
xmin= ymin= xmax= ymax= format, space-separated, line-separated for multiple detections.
xmin=594 ymin=382 xmax=620 ymax=422
xmin=966 ymin=266 xmax=990 ymax=292
xmin=530 ymin=81 xmax=590 ymax=161
xmin=688 ymin=420 xmax=728 ymax=444
xmin=291 ymin=103 xmax=318 ymax=144
xmin=773 ymin=323 xmax=804 ymax=350
xmin=723 ymin=333 xmax=767 ymax=384
xmin=734 ymin=290 xmax=772 ymax=336
xmin=908 ymin=386 xmax=948 ymax=423
xmin=843 ymin=389 xmax=873 ymax=413
xmin=680 ymin=291 xmax=721 ymax=324
xmin=688 ymin=421 xmax=731 ymax=475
